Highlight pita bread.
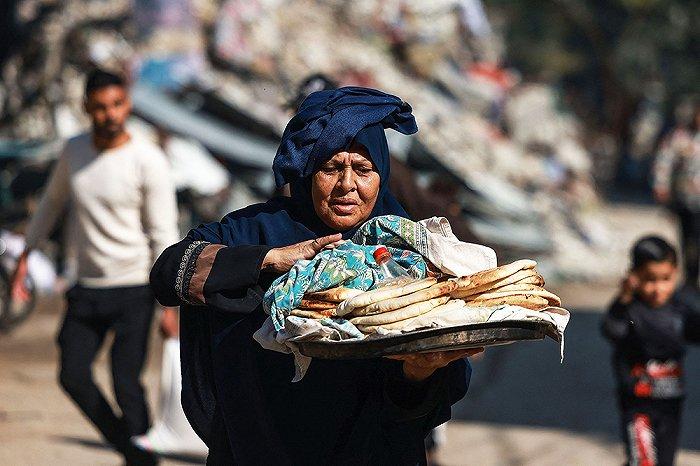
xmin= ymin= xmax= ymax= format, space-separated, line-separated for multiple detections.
xmin=304 ymin=287 xmax=364 ymax=303
xmin=452 ymin=260 xmax=537 ymax=290
xmin=349 ymin=296 xmax=450 ymax=326
xmin=357 ymin=299 xmax=468 ymax=333
xmin=351 ymin=280 xmax=458 ymax=316
xmin=299 ymin=299 xmax=340 ymax=310
xmin=290 ymin=309 xmax=336 ymax=319
xmin=513 ymin=273 xmax=545 ymax=287
xmin=466 ymin=289 xmax=561 ymax=306
xmin=336 ymin=277 xmax=437 ymax=316
xmin=483 ymin=283 xmax=545 ymax=293
xmin=451 ymin=268 xmax=539 ymax=297
xmin=464 ymin=294 xmax=549 ymax=311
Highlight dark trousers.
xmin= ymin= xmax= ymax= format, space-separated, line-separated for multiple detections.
xmin=677 ymin=206 xmax=700 ymax=287
xmin=619 ymin=397 xmax=682 ymax=466
xmin=57 ymin=285 xmax=155 ymax=451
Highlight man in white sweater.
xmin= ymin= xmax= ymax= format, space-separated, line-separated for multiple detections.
xmin=11 ymin=70 xmax=179 ymax=465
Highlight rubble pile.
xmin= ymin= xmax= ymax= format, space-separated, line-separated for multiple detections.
xmin=1 ymin=0 xmax=616 ymax=282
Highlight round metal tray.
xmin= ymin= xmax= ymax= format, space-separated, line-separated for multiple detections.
xmin=297 ymin=320 xmax=559 ymax=359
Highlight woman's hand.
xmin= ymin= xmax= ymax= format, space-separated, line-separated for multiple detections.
xmin=261 ymin=233 xmax=343 ymax=274
xmin=387 ymin=348 xmax=484 ymax=382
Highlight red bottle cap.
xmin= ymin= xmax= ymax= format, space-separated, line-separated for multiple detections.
xmin=373 ymin=246 xmax=391 ymax=264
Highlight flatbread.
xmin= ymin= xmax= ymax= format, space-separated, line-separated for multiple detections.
xmin=336 ymin=278 xmax=437 ymax=316
xmin=451 ymin=268 xmax=539 ymax=297
xmin=466 ymin=289 xmax=561 ymax=306
xmin=351 ymin=280 xmax=458 ymax=316
xmin=349 ymin=296 xmax=450 ymax=326
xmin=290 ymin=309 xmax=336 ymax=319
xmin=513 ymin=273 xmax=545 ymax=287
xmin=464 ymin=294 xmax=549 ymax=311
xmin=357 ymin=299 xmax=468 ymax=333
xmin=299 ymin=299 xmax=340 ymax=310
xmin=304 ymin=287 xmax=364 ymax=303
xmin=452 ymin=260 xmax=537 ymax=290
xmin=483 ymin=283 xmax=545 ymax=293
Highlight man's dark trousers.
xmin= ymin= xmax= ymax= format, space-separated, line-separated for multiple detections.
xmin=57 ymin=284 xmax=155 ymax=450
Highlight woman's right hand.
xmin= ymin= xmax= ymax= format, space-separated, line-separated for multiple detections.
xmin=261 ymin=233 xmax=343 ymax=274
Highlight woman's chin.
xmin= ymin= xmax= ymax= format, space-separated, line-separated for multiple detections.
xmin=322 ymin=214 xmax=365 ymax=231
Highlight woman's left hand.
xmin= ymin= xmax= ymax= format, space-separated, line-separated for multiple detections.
xmin=387 ymin=348 xmax=484 ymax=382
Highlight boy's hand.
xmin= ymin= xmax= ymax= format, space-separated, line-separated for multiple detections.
xmin=620 ymin=273 xmax=639 ymax=304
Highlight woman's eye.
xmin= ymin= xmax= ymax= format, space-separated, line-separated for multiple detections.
xmin=355 ymin=167 xmax=373 ymax=174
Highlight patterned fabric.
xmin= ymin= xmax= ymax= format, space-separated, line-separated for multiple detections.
xmin=175 ymin=241 xmax=209 ymax=305
xmin=352 ymin=215 xmax=429 ymax=256
xmin=263 ymin=241 xmax=426 ymax=331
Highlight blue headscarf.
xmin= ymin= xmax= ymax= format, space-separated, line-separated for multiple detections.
xmin=191 ymin=86 xmax=418 ymax=247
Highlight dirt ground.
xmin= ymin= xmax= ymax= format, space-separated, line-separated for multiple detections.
xmin=2 ymin=204 xmax=699 ymax=466
xmin=3 ymin=288 xmax=700 ymax=466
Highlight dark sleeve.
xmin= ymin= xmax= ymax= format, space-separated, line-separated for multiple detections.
xmin=378 ymin=358 xmax=469 ymax=461
xmin=684 ymin=306 xmax=700 ymax=344
xmin=601 ymin=298 xmax=632 ymax=342
xmin=149 ymin=238 xmax=272 ymax=313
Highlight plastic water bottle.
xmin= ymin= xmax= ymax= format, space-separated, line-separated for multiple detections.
xmin=373 ymin=246 xmax=412 ymax=286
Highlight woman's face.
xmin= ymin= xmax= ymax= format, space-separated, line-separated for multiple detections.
xmin=312 ymin=144 xmax=380 ymax=231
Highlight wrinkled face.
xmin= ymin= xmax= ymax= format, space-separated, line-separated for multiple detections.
xmin=84 ymin=85 xmax=131 ymax=140
xmin=311 ymin=143 xmax=380 ymax=231
xmin=634 ymin=260 xmax=677 ymax=308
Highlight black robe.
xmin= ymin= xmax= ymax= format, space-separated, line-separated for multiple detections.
xmin=150 ymin=239 xmax=470 ymax=465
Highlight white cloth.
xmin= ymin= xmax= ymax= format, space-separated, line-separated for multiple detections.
xmin=255 ymin=304 xmax=570 ymax=381
xmin=133 ymin=339 xmax=208 ymax=456
xmin=24 ymin=133 xmax=179 ymax=288
xmin=418 ymin=216 xmax=497 ymax=275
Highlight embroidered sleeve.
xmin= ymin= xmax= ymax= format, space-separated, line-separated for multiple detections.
xmin=175 ymin=241 xmax=209 ymax=305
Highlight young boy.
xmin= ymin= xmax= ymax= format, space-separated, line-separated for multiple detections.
xmin=602 ymin=236 xmax=700 ymax=466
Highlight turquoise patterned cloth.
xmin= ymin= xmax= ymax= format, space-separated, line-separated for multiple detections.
xmin=352 ymin=215 xmax=429 ymax=255
xmin=263 ymin=215 xmax=430 ymax=331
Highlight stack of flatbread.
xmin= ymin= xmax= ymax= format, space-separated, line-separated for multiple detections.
xmin=289 ymin=259 xmax=561 ymax=334
xmin=450 ymin=259 xmax=561 ymax=310
xmin=289 ymin=287 xmax=364 ymax=319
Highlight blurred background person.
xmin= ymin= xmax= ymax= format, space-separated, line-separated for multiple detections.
xmin=601 ymin=236 xmax=700 ymax=466
xmin=10 ymin=69 xmax=179 ymax=466
xmin=653 ymin=103 xmax=700 ymax=289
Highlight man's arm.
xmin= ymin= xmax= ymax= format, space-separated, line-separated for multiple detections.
xmin=140 ymin=146 xmax=181 ymax=333
xmin=140 ymin=146 xmax=180 ymax=263
xmin=24 ymin=152 xmax=71 ymax=250
xmin=11 ymin=152 xmax=70 ymax=298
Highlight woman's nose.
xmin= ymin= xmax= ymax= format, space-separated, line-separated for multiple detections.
xmin=338 ymin=167 xmax=356 ymax=191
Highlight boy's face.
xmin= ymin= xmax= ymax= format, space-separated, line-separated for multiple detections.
xmin=633 ymin=260 xmax=677 ymax=308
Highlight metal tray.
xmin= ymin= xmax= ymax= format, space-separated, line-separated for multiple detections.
xmin=296 ymin=320 xmax=559 ymax=359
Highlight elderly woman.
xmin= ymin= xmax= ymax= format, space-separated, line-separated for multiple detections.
xmin=150 ymin=87 xmax=479 ymax=465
